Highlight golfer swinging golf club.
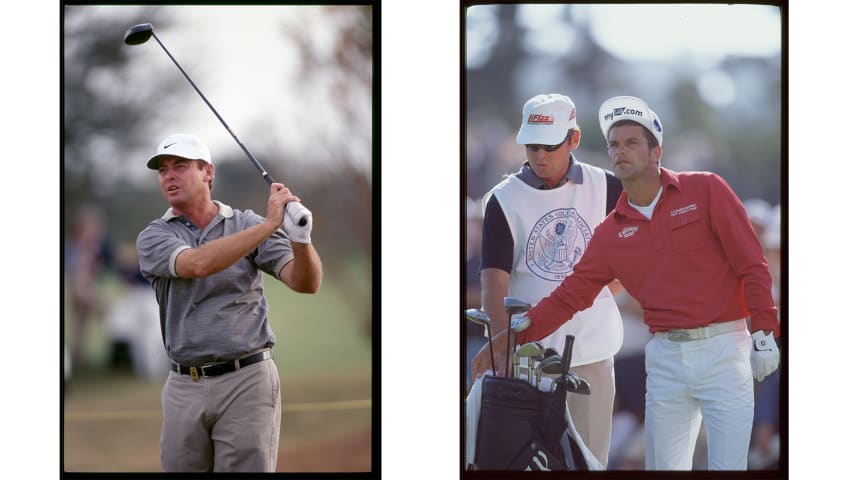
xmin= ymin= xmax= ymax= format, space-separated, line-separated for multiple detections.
xmin=136 ymin=133 xmax=323 ymax=472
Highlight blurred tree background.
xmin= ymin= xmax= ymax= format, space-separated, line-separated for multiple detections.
xmin=465 ymin=4 xmax=782 ymax=204
xmin=63 ymin=4 xmax=373 ymax=342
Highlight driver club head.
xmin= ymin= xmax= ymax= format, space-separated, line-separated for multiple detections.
xmin=464 ymin=308 xmax=491 ymax=327
xmin=464 ymin=308 xmax=496 ymax=377
xmin=503 ymin=297 xmax=532 ymax=316
xmin=124 ymin=23 xmax=154 ymax=45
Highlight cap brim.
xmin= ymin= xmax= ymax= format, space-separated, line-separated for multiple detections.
xmin=516 ymin=127 xmax=567 ymax=146
xmin=147 ymin=154 xmax=166 ymax=170
xmin=147 ymin=153 xmax=208 ymax=169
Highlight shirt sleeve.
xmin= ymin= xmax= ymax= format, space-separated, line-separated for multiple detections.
xmin=480 ymin=194 xmax=514 ymax=273
xmin=517 ymin=224 xmax=616 ymax=344
xmin=242 ymin=209 xmax=295 ymax=278
xmin=136 ymin=220 xmax=190 ymax=281
xmin=707 ymin=174 xmax=780 ymax=335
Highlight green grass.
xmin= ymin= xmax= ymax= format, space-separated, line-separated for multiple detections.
xmin=265 ymin=270 xmax=372 ymax=377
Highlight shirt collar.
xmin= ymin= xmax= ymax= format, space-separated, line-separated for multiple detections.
xmin=614 ymin=168 xmax=681 ymax=218
xmin=161 ymin=200 xmax=234 ymax=221
xmin=517 ymin=154 xmax=583 ymax=189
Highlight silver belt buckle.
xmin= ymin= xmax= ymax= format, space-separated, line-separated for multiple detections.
xmin=667 ymin=330 xmax=692 ymax=342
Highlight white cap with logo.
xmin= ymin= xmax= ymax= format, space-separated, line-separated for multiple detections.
xmin=516 ymin=94 xmax=578 ymax=145
xmin=147 ymin=133 xmax=213 ymax=170
xmin=598 ymin=96 xmax=663 ymax=147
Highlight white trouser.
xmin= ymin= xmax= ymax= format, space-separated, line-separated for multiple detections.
xmin=644 ymin=327 xmax=754 ymax=470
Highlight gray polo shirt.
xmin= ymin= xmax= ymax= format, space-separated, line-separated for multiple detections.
xmin=136 ymin=200 xmax=294 ymax=365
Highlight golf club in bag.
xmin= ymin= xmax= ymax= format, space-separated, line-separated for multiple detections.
xmin=469 ymin=333 xmax=597 ymax=471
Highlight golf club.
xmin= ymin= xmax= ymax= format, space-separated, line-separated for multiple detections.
xmin=123 ymin=22 xmax=307 ymax=226
xmin=551 ymin=372 xmax=591 ymax=395
xmin=565 ymin=372 xmax=592 ymax=395
xmin=504 ymin=297 xmax=531 ymax=378
xmin=513 ymin=342 xmax=545 ymax=381
xmin=465 ymin=308 xmax=496 ymax=375
xmin=510 ymin=314 xmax=531 ymax=333
xmin=529 ymin=341 xmax=545 ymax=384
xmin=560 ymin=334 xmax=575 ymax=377
xmin=536 ymin=354 xmax=562 ymax=389
xmin=513 ymin=342 xmax=546 ymax=383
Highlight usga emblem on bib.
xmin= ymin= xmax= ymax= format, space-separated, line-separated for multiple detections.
xmin=526 ymin=208 xmax=592 ymax=281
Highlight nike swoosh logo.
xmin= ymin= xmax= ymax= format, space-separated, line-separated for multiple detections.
xmin=164 ymin=142 xmax=177 ymax=149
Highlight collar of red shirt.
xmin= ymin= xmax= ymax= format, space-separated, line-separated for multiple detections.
xmin=614 ymin=167 xmax=683 ymax=219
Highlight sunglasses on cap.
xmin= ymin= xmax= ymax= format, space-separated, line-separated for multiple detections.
xmin=525 ymin=132 xmax=570 ymax=152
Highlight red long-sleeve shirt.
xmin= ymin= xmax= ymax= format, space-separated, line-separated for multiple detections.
xmin=518 ymin=168 xmax=779 ymax=345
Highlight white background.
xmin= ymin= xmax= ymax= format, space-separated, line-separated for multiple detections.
xmin=2 ymin=1 xmax=847 ymax=478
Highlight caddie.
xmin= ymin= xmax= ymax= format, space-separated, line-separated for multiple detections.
xmin=473 ymin=93 xmax=624 ymax=466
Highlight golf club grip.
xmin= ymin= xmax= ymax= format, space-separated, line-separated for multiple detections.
xmin=561 ymin=335 xmax=575 ymax=375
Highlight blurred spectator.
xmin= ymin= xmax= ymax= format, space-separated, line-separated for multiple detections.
xmin=762 ymin=203 xmax=781 ymax=305
xmin=741 ymin=197 xmax=772 ymax=241
xmin=749 ymin=202 xmax=781 ymax=470
xmin=465 ymin=196 xmax=487 ymax=392
xmin=105 ymin=244 xmax=171 ymax=379
xmin=749 ymin=364 xmax=780 ymax=469
xmin=65 ymin=205 xmax=113 ymax=371
xmin=65 ymin=343 xmax=72 ymax=382
xmin=466 ymin=196 xmax=484 ymax=309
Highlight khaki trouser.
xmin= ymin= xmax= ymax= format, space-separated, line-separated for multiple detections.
xmin=566 ymin=357 xmax=615 ymax=468
xmin=160 ymin=359 xmax=281 ymax=472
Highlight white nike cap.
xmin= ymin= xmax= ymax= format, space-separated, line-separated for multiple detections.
xmin=598 ymin=96 xmax=663 ymax=147
xmin=516 ymin=94 xmax=578 ymax=145
xmin=147 ymin=133 xmax=212 ymax=170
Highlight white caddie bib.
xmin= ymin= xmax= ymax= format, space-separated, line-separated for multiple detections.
xmin=485 ymin=162 xmax=623 ymax=365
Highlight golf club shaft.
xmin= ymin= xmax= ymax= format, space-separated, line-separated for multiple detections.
xmin=486 ymin=324 xmax=496 ymax=375
xmin=506 ymin=315 xmax=512 ymax=378
xmin=150 ymin=33 xmax=271 ymax=182
xmin=148 ymin=32 xmax=307 ymax=226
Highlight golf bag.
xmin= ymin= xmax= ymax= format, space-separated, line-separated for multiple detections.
xmin=469 ymin=373 xmax=593 ymax=471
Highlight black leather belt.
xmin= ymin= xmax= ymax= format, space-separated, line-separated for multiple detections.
xmin=171 ymin=350 xmax=272 ymax=381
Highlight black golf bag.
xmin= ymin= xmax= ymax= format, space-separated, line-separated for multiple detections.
xmin=466 ymin=334 xmax=597 ymax=471
xmin=471 ymin=373 xmax=589 ymax=471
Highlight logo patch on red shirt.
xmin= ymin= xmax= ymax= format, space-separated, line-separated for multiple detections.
xmin=671 ymin=204 xmax=698 ymax=217
xmin=618 ymin=226 xmax=639 ymax=238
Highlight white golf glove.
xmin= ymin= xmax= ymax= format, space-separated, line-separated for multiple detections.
xmin=750 ymin=330 xmax=779 ymax=382
xmin=283 ymin=202 xmax=313 ymax=244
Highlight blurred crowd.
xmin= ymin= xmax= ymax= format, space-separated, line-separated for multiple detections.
xmin=464 ymin=194 xmax=782 ymax=471
xmin=64 ymin=205 xmax=170 ymax=383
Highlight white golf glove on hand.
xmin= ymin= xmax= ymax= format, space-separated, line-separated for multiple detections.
xmin=283 ymin=202 xmax=313 ymax=244
xmin=750 ymin=330 xmax=779 ymax=382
